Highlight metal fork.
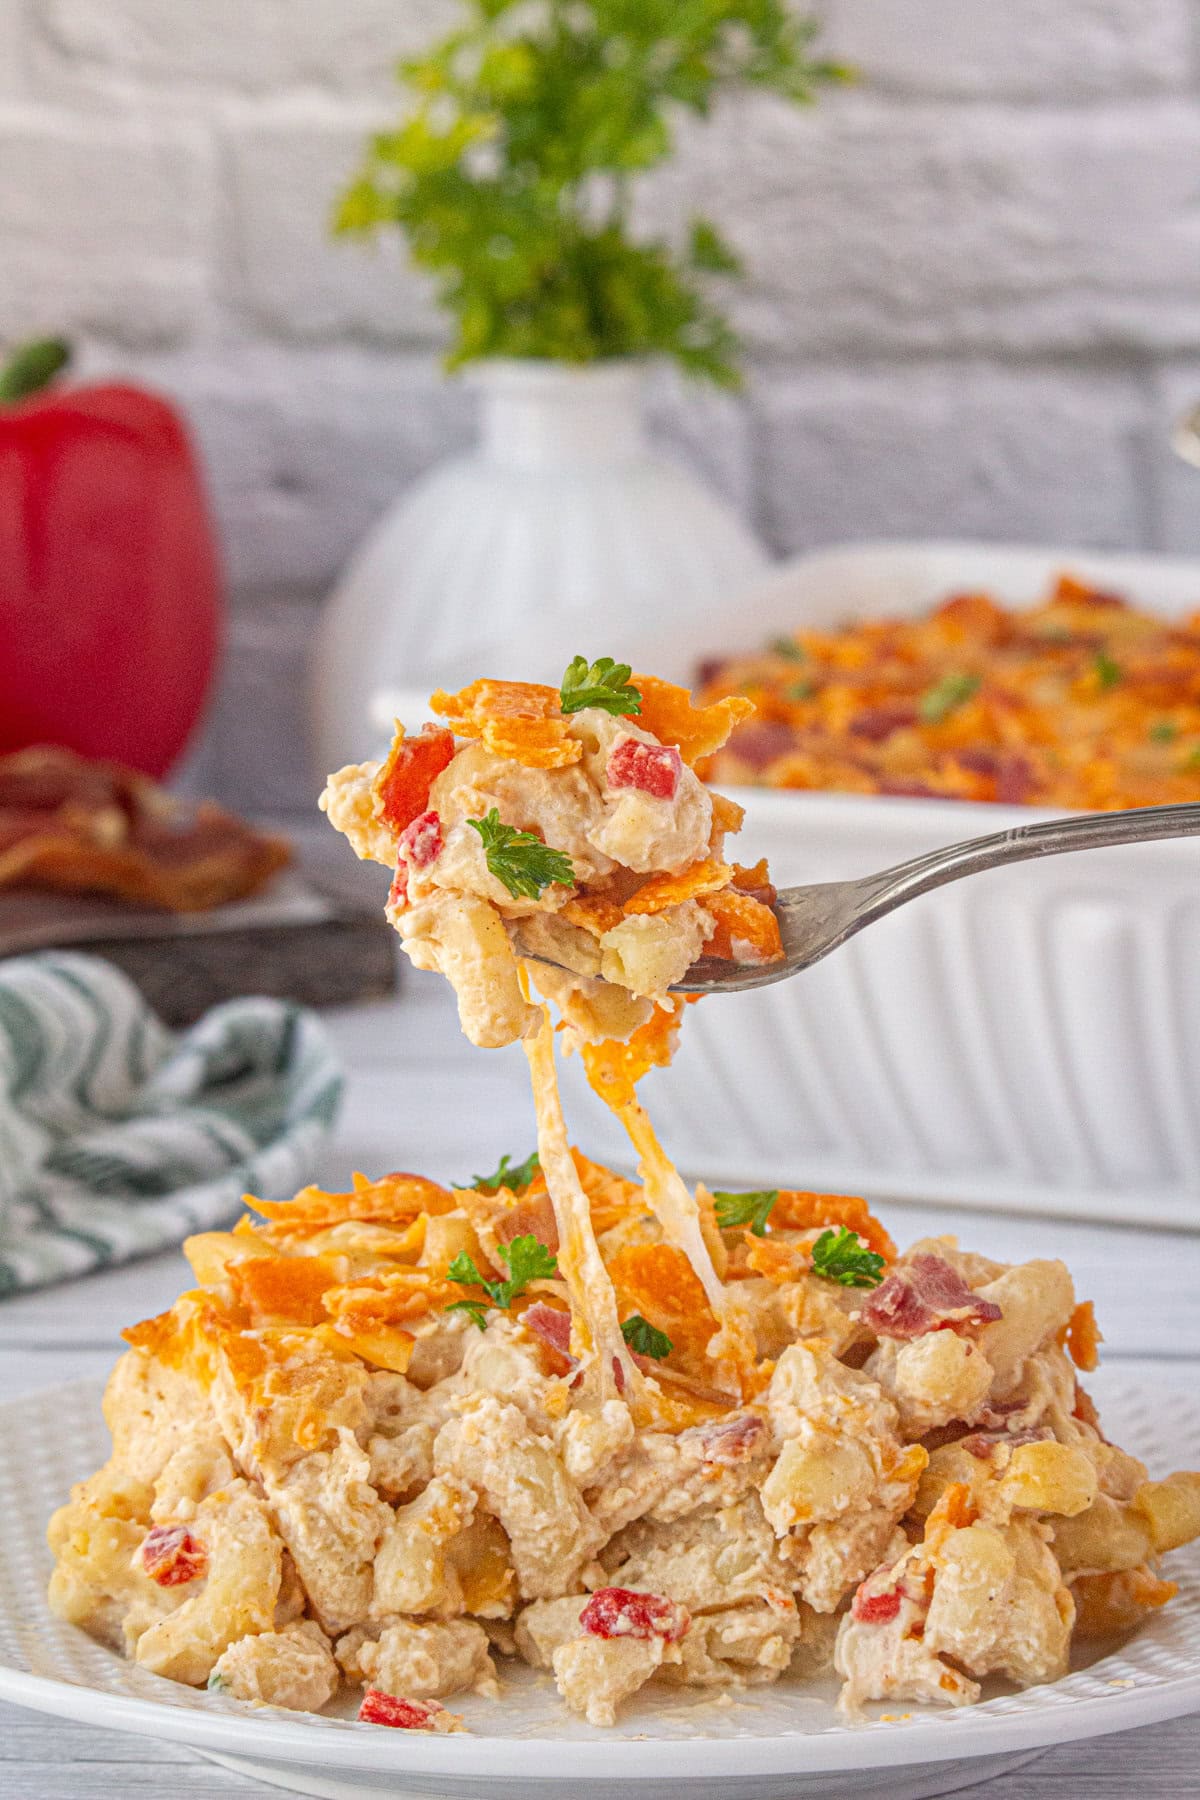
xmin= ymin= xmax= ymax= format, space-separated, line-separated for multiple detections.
xmin=651 ymin=801 xmax=1200 ymax=995
xmin=662 ymin=800 xmax=1200 ymax=995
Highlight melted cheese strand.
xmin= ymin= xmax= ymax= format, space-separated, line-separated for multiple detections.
xmin=607 ymin=1095 xmax=756 ymax=1396
xmin=613 ymin=1097 xmax=726 ymax=1314
xmin=522 ymin=1004 xmax=633 ymax=1401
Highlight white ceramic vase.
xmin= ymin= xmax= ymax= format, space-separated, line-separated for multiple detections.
xmin=311 ymin=359 xmax=769 ymax=774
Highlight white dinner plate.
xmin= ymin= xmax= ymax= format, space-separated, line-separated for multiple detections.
xmin=3 ymin=1374 xmax=1199 ymax=1800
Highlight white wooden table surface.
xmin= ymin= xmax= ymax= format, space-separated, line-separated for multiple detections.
xmin=3 ymin=970 xmax=1199 ymax=1797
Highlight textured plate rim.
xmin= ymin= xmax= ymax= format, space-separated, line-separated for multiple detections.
xmin=3 ymin=1377 xmax=1199 ymax=1781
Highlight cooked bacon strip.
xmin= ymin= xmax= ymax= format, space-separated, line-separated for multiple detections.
xmin=859 ymin=1253 xmax=1002 ymax=1341
xmin=960 ymin=1425 xmax=1051 ymax=1460
xmin=0 ymin=744 xmax=289 ymax=911
xmin=523 ymin=1301 xmax=573 ymax=1358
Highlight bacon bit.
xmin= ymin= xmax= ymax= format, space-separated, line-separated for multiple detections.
xmin=374 ymin=724 xmax=456 ymax=836
xmin=622 ymin=858 xmax=731 ymax=916
xmin=770 ymin=1191 xmax=896 ymax=1261
xmin=995 ymin=754 xmax=1037 ymax=805
xmin=398 ymin=808 xmax=443 ymax=869
xmin=494 ymin=1188 xmax=560 ymax=1255
xmin=607 ymin=737 xmax=683 ymax=800
xmin=702 ymin=889 xmax=783 ymax=964
xmin=860 ymin=1254 xmax=1002 ymax=1342
xmin=388 ymin=862 xmax=408 ymax=909
xmin=1060 ymin=1300 xmax=1102 ymax=1373
xmin=358 ymin=1691 xmax=448 ymax=1730
xmin=580 ymin=1587 xmax=690 ymax=1642
xmin=612 ymin=1355 xmax=627 ymax=1394
xmin=849 ymin=705 xmax=919 ymax=743
xmin=431 ymin=679 xmax=581 ymax=769
xmin=852 ymin=1584 xmax=902 ymax=1625
xmin=524 ymin=1301 xmax=572 ymax=1356
xmin=960 ymin=1425 xmax=1050 ymax=1460
xmin=633 ymin=675 xmax=755 ymax=766
xmin=725 ymin=720 xmax=796 ymax=768
xmin=141 ymin=1525 xmax=208 ymax=1587
xmin=699 ymin=1413 xmax=764 ymax=1465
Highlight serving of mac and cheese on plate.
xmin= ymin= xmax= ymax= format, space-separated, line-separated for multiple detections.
xmin=45 ymin=659 xmax=1200 ymax=1738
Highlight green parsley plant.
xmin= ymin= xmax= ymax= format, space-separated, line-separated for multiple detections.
xmin=1093 ymin=652 xmax=1122 ymax=691
xmin=468 ymin=1149 xmax=540 ymax=1193
xmin=335 ymin=2 xmax=848 ymax=385
xmin=446 ymin=1234 xmax=559 ymax=1329
xmin=621 ymin=1314 xmax=673 ymax=1359
xmin=919 ymin=673 xmax=980 ymax=725
xmin=712 ymin=1188 xmax=778 ymax=1237
xmin=559 ymin=655 xmax=642 ymax=717
xmin=808 ymin=1226 xmax=885 ymax=1289
xmin=468 ymin=808 xmax=575 ymax=899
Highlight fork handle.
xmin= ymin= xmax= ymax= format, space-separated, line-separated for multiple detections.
xmin=861 ymin=801 xmax=1200 ymax=911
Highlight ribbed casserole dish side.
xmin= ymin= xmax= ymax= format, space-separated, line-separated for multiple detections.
xmin=557 ymin=542 xmax=1200 ymax=1228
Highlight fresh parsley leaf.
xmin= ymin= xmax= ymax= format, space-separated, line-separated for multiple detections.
xmin=496 ymin=1234 xmax=559 ymax=1305
xmin=447 ymin=1250 xmax=486 ymax=1286
xmin=1181 ymin=746 xmax=1200 ymax=773
xmin=770 ymin=635 xmax=807 ymax=662
xmin=786 ymin=679 xmax=816 ymax=701
xmin=1150 ymin=720 xmax=1179 ymax=744
xmin=446 ymin=1298 xmax=490 ymax=1331
xmin=445 ymin=1235 xmax=558 ymax=1327
xmin=559 ymin=655 xmax=642 ymax=717
xmin=919 ymin=673 xmax=980 ymax=724
xmin=712 ymin=1188 xmax=779 ymax=1237
xmin=469 ymin=1150 xmax=540 ymax=1194
xmin=206 ymin=1670 xmax=227 ymax=1692
xmin=1093 ymin=652 xmax=1122 ymax=690
xmin=467 ymin=808 xmax=575 ymax=900
xmin=808 ymin=1226 xmax=885 ymax=1289
xmin=621 ymin=1314 xmax=673 ymax=1359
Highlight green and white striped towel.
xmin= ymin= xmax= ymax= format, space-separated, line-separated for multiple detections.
xmin=0 ymin=952 xmax=343 ymax=1296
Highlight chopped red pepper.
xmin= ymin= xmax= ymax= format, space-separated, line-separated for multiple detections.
xmin=388 ymin=862 xmax=409 ymax=910
xmin=851 ymin=1584 xmax=902 ymax=1625
xmin=140 ymin=1524 xmax=208 ymax=1588
xmin=376 ymin=724 xmax=456 ymax=836
xmin=398 ymin=808 xmax=443 ymax=869
xmin=358 ymin=1690 xmax=445 ymax=1730
xmin=606 ymin=737 xmax=682 ymax=801
xmin=580 ymin=1585 xmax=689 ymax=1642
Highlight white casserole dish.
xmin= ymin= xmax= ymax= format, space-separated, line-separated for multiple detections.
xmin=553 ymin=542 xmax=1200 ymax=1230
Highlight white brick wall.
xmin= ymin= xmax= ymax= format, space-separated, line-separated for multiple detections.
xmin=3 ymin=0 xmax=1200 ymax=810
